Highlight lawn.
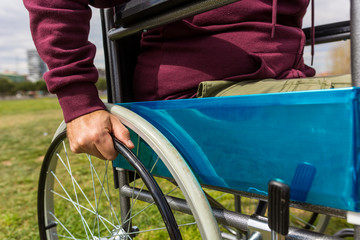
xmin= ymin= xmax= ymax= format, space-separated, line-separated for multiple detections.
xmin=0 ymin=97 xmax=63 ymax=239
xmin=0 ymin=96 xmax=353 ymax=239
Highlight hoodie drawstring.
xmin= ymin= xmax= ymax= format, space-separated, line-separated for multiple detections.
xmin=271 ymin=0 xmax=278 ymax=38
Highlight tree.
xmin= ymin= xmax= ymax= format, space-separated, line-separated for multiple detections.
xmin=35 ymin=80 xmax=48 ymax=93
xmin=96 ymin=78 xmax=107 ymax=91
xmin=14 ymin=81 xmax=36 ymax=92
xmin=0 ymin=77 xmax=15 ymax=96
xmin=329 ymin=41 xmax=351 ymax=75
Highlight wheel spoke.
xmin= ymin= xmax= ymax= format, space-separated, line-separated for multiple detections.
xmin=51 ymin=170 xmax=96 ymax=238
xmin=56 ymin=152 xmax=113 ymax=235
xmin=50 ymin=189 xmax=117 ymax=228
xmin=94 ymin=160 xmax=109 ymax=238
xmin=39 ymin=113 xmax=213 ymax=239
xmin=120 ymin=185 xmax=181 ymax=231
xmin=54 ymin=156 xmax=115 ymax=234
xmin=62 ymin=142 xmax=90 ymax=239
xmin=48 ymin=212 xmax=78 ymax=240
xmin=86 ymin=155 xmax=121 ymax=226
xmin=290 ymin=212 xmax=316 ymax=229
xmin=88 ymin=154 xmax=100 ymax=236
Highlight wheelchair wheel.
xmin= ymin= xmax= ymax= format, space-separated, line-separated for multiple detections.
xmin=38 ymin=104 xmax=221 ymax=240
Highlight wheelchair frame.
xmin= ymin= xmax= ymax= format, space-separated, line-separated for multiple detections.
xmin=100 ymin=0 xmax=360 ymax=238
xmin=37 ymin=1 xmax=360 ymax=239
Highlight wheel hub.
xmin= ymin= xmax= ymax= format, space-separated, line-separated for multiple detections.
xmin=93 ymin=227 xmax=127 ymax=240
xmin=93 ymin=226 xmax=139 ymax=240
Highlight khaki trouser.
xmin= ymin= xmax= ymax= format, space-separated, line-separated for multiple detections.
xmin=197 ymin=74 xmax=352 ymax=98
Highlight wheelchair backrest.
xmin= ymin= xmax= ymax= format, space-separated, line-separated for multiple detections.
xmin=101 ymin=0 xmax=354 ymax=103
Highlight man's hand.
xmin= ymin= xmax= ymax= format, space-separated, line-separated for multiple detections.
xmin=66 ymin=110 xmax=134 ymax=160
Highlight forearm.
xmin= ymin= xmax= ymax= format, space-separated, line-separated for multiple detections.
xmin=23 ymin=0 xmax=126 ymax=122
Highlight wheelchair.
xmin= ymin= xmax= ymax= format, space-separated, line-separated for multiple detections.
xmin=37 ymin=0 xmax=360 ymax=239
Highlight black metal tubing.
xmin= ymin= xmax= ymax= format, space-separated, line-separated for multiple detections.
xmin=115 ymin=0 xmax=195 ymax=27
xmin=100 ymin=9 xmax=113 ymax=104
xmin=104 ymin=8 xmax=141 ymax=104
xmin=113 ymin=138 xmax=182 ymax=240
xmin=255 ymin=201 xmax=268 ymax=216
xmin=303 ymin=21 xmax=350 ymax=40
xmin=303 ymin=21 xmax=350 ymax=45
xmin=108 ymin=0 xmax=239 ymax=41
xmin=104 ymin=8 xmax=124 ymax=103
xmin=110 ymin=3 xmax=351 ymax=45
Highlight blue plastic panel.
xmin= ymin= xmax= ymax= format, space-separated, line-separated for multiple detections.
xmin=114 ymin=88 xmax=360 ymax=212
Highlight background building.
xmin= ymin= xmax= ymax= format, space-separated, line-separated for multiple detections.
xmin=27 ymin=50 xmax=47 ymax=82
xmin=0 ymin=72 xmax=27 ymax=83
xmin=97 ymin=68 xmax=106 ymax=79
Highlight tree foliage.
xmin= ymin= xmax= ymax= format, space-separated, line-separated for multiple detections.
xmin=35 ymin=80 xmax=48 ymax=92
xmin=15 ymin=81 xmax=36 ymax=92
xmin=96 ymin=78 xmax=107 ymax=91
xmin=0 ymin=77 xmax=16 ymax=96
xmin=1 ymin=77 xmax=105 ymax=97
xmin=0 ymin=79 xmax=49 ymax=96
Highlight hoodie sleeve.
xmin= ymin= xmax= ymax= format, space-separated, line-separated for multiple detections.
xmin=23 ymin=0 xmax=125 ymax=122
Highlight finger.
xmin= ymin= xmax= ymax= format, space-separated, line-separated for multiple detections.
xmin=69 ymin=136 xmax=107 ymax=160
xmin=67 ymin=123 xmax=108 ymax=160
xmin=110 ymin=115 xmax=135 ymax=149
xmin=66 ymin=110 xmax=126 ymax=160
xmin=80 ymin=144 xmax=107 ymax=160
xmin=94 ymin=130 xmax=119 ymax=160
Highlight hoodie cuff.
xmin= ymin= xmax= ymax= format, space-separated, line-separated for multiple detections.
xmin=56 ymin=82 xmax=106 ymax=123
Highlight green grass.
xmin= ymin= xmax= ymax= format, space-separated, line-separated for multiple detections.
xmin=0 ymin=97 xmax=63 ymax=239
xmin=0 ymin=97 xmax=354 ymax=239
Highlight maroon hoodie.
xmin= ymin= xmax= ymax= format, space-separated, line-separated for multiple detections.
xmin=24 ymin=0 xmax=315 ymax=122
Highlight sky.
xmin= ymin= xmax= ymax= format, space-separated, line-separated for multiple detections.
xmin=0 ymin=0 xmax=351 ymax=76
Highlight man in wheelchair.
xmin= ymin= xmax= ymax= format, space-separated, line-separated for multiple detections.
xmin=24 ymin=0 xmax=325 ymax=160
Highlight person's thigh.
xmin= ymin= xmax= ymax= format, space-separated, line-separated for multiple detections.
xmin=197 ymin=74 xmax=352 ymax=98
